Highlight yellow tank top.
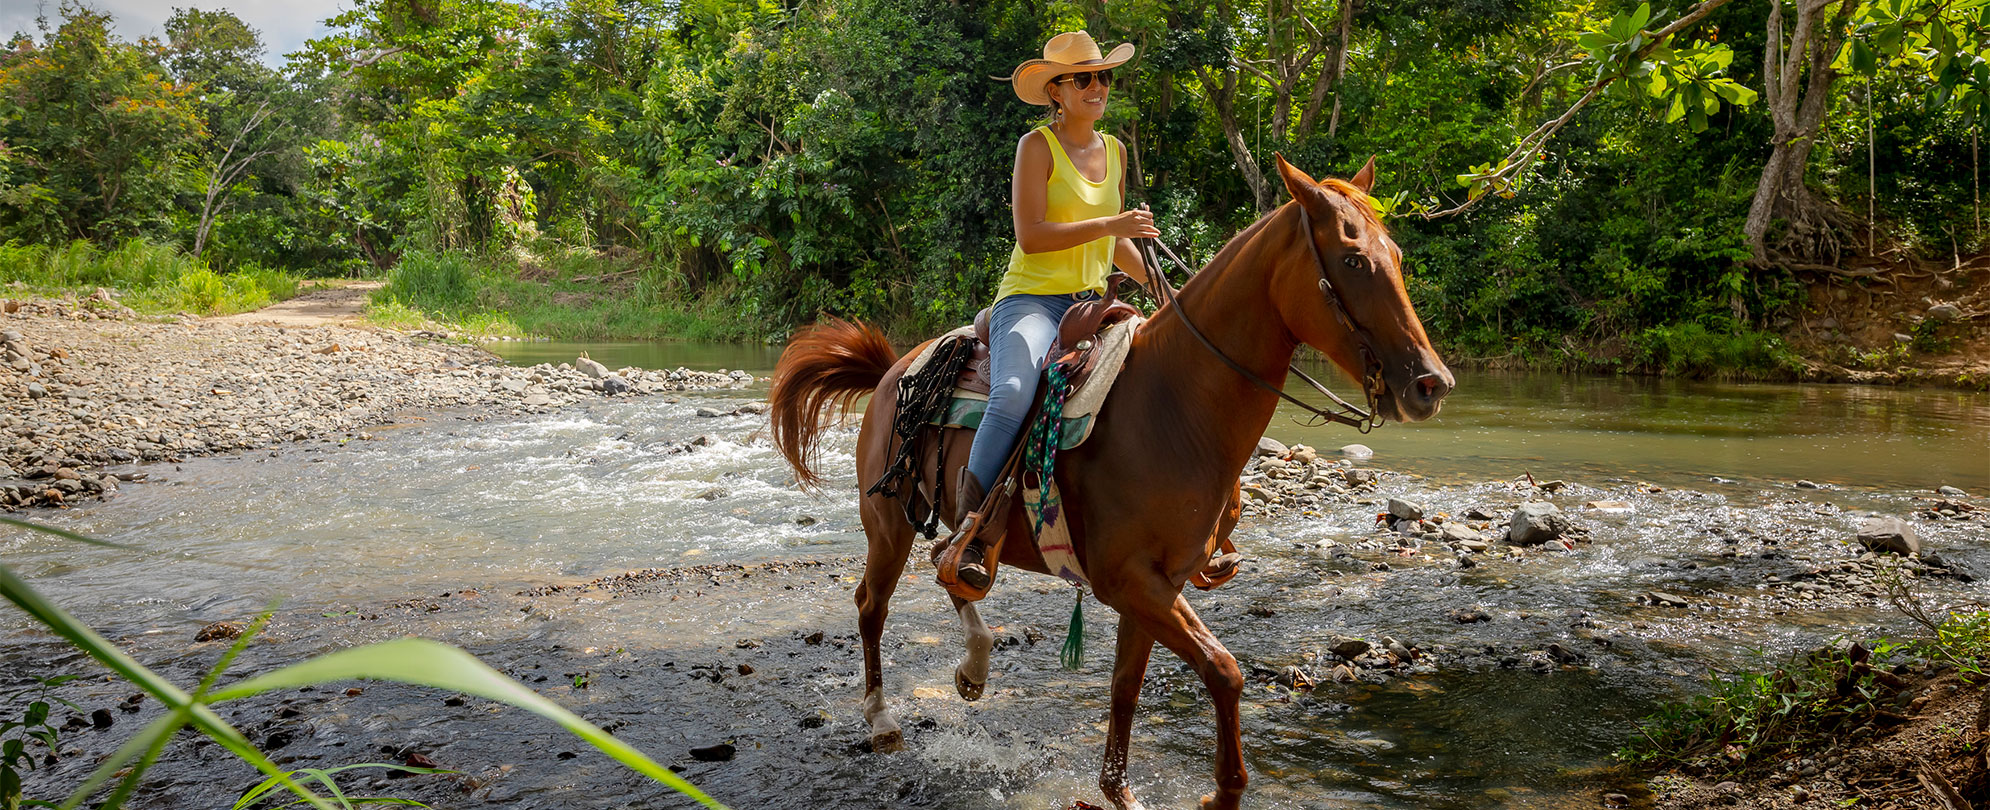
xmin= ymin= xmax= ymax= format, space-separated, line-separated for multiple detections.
xmin=996 ymin=126 xmax=1122 ymax=300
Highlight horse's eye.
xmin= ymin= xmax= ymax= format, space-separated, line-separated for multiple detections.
xmin=1342 ymin=254 xmax=1365 ymax=271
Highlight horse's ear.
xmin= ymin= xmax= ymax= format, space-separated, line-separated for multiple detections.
xmin=1350 ymin=155 xmax=1377 ymax=193
xmin=1275 ymin=153 xmax=1322 ymax=204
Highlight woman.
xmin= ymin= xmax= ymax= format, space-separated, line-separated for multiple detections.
xmin=942 ymin=31 xmax=1158 ymax=591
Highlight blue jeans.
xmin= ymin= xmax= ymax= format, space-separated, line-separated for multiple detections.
xmin=964 ymin=291 xmax=1094 ymax=486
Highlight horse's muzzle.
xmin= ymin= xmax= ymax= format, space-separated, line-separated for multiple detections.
xmin=1379 ymin=363 xmax=1453 ymax=423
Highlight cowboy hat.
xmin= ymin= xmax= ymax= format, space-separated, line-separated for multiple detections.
xmin=1008 ymin=31 xmax=1135 ymax=106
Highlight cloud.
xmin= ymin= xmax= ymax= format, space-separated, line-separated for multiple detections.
xmin=0 ymin=0 xmax=347 ymax=66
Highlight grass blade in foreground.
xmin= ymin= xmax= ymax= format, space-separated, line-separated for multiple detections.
xmin=207 ymin=639 xmax=729 ymax=809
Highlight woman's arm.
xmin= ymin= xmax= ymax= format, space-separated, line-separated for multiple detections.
xmin=1012 ymin=130 xmax=1157 ymax=254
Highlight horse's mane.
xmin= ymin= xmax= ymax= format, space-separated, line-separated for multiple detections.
xmin=1185 ymin=178 xmax=1386 ymax=281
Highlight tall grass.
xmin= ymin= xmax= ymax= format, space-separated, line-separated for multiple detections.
xmin=0 ymin=240 xmax=299 ymax=316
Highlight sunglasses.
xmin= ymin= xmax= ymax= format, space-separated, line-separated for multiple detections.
xmin=1055 ymin=69 xmax=1114 ymax=90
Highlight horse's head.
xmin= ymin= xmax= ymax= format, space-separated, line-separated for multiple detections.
xmin=1268 ymin=154 xmax=1453 ymax=422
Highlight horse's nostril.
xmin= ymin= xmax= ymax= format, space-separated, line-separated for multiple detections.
xmin=1413 ymin=374 xmax=1450 ymax=402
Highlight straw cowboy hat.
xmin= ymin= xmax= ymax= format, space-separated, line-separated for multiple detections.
xmin=1008 ymin=31 xmax=1135 ymax=106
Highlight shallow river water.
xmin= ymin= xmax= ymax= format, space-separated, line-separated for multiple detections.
xmin=3 ymin=342 xmax=1986 ymax=809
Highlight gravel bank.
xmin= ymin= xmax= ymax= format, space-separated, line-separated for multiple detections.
xmin=0 ymin=297 xmax=749 ymax=509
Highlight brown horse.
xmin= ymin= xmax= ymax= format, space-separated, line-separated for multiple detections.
xmin=770 ymin=155 xmax=1452 ymax=810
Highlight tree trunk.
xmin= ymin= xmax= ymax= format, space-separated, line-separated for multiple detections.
xmin=1744 ymin=0 xmax=1857 ymax=264
xmin=1298 ymin=0 xmax=1355 ymax=140
xmin=1197 ymin=66 xmax=1276 ymax=213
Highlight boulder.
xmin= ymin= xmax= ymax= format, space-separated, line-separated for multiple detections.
xmin=1855 ymin=516 xmax=1920 ymax=556
xmin=1339 ymin=443 xmax=1374 ymax=459
xmin=1507 ymin=502 xmax=1569 ymax=545
xmin=1926 ymin=303 xmax=1963 ymax=322
xmin=1937 ymin=485 xmax=1968 ymax=497
xmin=575 ymin=356 xmax=611 ymax=379
xmin=695 ymin=406 xmax=726 ymax=418
xmin=1255 ymin=437 xmax=1288 ymax=457
xmin=1386 ymin=498 xmax=1425 ymax=521
xmin=600 ymin=376 xmax=632 ymax=395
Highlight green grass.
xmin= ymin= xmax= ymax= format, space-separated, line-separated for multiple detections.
xmin=366 ymin=248 xmax=760 ymax=342
xmin=0 ymin=239 xmax=300 ymax=316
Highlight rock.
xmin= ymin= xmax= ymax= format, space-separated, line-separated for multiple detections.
xmin=1647 ymin=591 xmax=1690 ymax=608
xmin=1439 ymin=522 xmax=1484 ymax=543
xmin=1339 ymin=443 xmax=1374 ymax=459
xmin=1855 ymin=516 xmax=1919 ymax=556
xmin=1795 ymin=479 xmax=1823 ymax=489
xmin=1343 ymin=468 xmax=1375 ymax=486
xmin=1892 ymin=332 xmax=1913 ymax=344
xmin=1255 ymin=437 xmax=1287 ymax=457
xmin=522 ymin=394 xmax=554 ymax=407
xmin=1289 ymin=445 xmax=1318 ymax=464
xmin=1926 ymin=303 xmax=1963 ymax=322
xmin=89 ymin=708 xmax=112 ymax=729
xmin=1583 ymin=500 xmax=1633 ymax=513
xmin=1258 ymin=457 xmax=1289 ymax=470
xmin=600 ymin=376 xmax=632 ymax=395
xmin=195 ymin=621 xmax=244 ymax=642
xmin=1449 ymin=609 xmax=1489 ymax=623
xmin=1937 ymin=485 xmax=1968 ymax=497
xmin=695 ymin=407 xmax=725 ymax=418
xmin=1386 ymin=498 xmax=1425 ymax=521
xmin=1507 ymin=502 xmax=1569 ymax=546
xmin=735 ymin=401 xmax=769 ymax=415
xmin=1329 ymin=636 xmax=1371 ymax=660
xmin=26 ymin=383 xmax=48 ymax=399
xmin=498 ymin=378 xmax=528 ymax=393
xmin=575 ymin=356 xmax=611 ymax=379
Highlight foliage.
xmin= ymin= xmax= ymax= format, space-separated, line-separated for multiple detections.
xmin=0 ymin=517 xmax=728 ymax=810
xmin=3 ymin=675 xmax=79 ymax=810
xmin=0 ymin=239 xmax=299 ymax=315
xmin=1619 ymin=641 xmax=1902 ymax=772
xmin=0 ymin=0 xmax=1980 ymax=367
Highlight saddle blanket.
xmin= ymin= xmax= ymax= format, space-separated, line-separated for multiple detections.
xmin=906 ymin=316 xmax=1141 ymax=452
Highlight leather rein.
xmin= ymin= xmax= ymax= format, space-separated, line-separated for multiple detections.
xmin=1136 ymin=205 xmax=1385 ymax=432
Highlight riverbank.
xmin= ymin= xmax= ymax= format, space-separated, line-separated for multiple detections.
xmin=0 ymin=296 xmax=750 ymax=509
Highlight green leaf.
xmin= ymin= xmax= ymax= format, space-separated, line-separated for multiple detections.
xmin=1631 ymin=2 xmax=1651 ymax=32
xmin=208 ymin=640 xmax=727 ymax=809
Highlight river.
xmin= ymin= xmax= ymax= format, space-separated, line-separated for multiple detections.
xmin=3 ymin=340 xmax=1985 ymax=809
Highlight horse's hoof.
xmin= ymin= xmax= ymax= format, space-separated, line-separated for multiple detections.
xmin=871 ymin=728 xmax=904 ymax=753
xmin=954 ymin=665 xmax=985 ymax=701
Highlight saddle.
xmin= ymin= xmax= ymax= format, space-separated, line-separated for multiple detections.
xmin=881 ymin=274 xmax=1237 ymax=601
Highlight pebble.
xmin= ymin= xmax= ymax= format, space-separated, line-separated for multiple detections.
xmin=0 ymin=300 xmax=745 ymax=509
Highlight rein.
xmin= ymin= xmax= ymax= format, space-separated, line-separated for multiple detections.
xmin=1137 ymin=205 xmax=1385 ymax=432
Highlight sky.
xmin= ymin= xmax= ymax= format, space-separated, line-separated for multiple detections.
xmin=2 ymin=0 xmax=347 ymax=65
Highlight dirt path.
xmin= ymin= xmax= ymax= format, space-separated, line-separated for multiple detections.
xmin=212 ymin=280 xmax=382 ymax=327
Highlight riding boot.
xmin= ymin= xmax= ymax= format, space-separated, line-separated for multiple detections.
xmin=946 ymin=471 xmax=991 ymax=591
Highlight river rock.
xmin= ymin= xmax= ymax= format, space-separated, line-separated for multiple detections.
xmin=1440 ymin=523 xmax=1487 ymax=545
xmin=1255 ymin=437 xmax=1287 ymax=457
xmin=575 ymin=356 xmax=611 ymax=379
xmin=1339 ymin=443 xmax=1374 ymax=459
xmin=1386 ymin=498 xmax=1425 ymax=521
xmin=689 ymin=743 xmax=735 ymax=762
xmin=1647 ymin=591 xmax=1690 ymax=608
xmin=1289 ymin=445 xmax=1318 ymax=464
xmin=695 ymin=407 xmax=725 ymax=418
xmin=195 ymin=621 xmax=244 ymax=642
xmin=600 ymin=376 xmax=632 ymax=395
xmin=1507 ymin=502 xmax=1569 ymax=545
xmin=1329 ymin=636 xmax=1371 ymax=660
xmin=1937 ymin=485 xmax=1968 ymax=497
xmin=1855 ymin=516 xmax=1920 ymax=556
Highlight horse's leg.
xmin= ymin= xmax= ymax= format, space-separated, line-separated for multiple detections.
xmin=1099 ymin=617 xmax=1155 ymax=810
xmin=949 ymin=594 xmax=994 ymax=701
xmin=856 ymin=495 xmax=915 ymax=752
xmin=1112 ymin=584 xmax=1247 ymax=810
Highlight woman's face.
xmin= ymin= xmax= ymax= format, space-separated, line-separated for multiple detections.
xmin=1047 ymin=70 xmax=1111 ymax=122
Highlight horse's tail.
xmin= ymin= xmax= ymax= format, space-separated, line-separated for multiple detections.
xmin=769 ymin=317 xmax=899 ymax=490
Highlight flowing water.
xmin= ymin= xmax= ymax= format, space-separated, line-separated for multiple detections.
xmin=3 ymin=341 xmax=1987 ymax=809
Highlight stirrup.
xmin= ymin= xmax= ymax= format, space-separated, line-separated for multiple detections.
xmin=934 ymin=512 xmax=1004 ymax=601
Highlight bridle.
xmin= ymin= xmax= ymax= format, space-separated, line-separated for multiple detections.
xmin=1137 ymin=203 xmax=1387 ymax=432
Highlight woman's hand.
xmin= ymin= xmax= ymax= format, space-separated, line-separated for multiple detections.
xmin=1104 ymin=208 xmax=1159 ymax=240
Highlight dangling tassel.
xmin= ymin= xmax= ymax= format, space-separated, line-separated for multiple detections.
xmin=1060 ymin=587 xmax=1086 ymax=671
